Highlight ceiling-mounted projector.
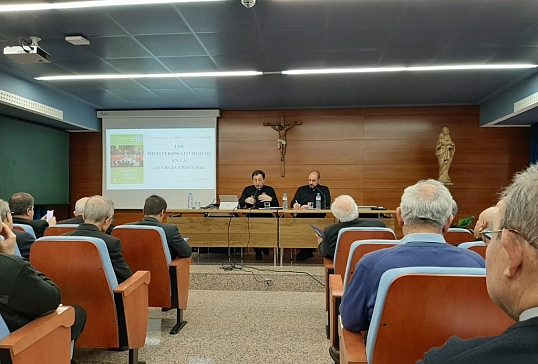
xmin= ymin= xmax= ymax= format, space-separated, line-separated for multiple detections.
xmin=3 ymin=36 xmax=51 ymax=64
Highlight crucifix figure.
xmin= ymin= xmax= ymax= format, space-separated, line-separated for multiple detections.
xmin=264 ymin=116 xmax=302 ymax=176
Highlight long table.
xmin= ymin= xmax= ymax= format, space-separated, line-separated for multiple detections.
xmin=167 ymin=209 xmax=396 ymax=265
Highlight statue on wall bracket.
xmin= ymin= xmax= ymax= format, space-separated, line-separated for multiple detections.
xmin=436 ymin=126 xmax=455 ymax=185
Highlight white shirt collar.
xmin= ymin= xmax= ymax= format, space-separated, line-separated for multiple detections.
xmin=519 ymin=307 xmax=538 ymax=322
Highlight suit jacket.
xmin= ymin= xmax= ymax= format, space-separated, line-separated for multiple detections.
xmin=13 ymin=230 xmax=35 ymax=260
xmin=12 ymin=217 xmax=48 ymax=239
xmin=129 ymin=217 xmax=192 ymax=259
xmin=64 ymin=223 xmax=132 ymax=283
xmin=318 ymin=218 xmax=386 ymax=259
xmin=0 ymin=254 xmax=61 ymax=332
xmin=418 ymin=316 xmax=538 ymax=364
xmin=58 ymin=215 xmax=114 ymax=235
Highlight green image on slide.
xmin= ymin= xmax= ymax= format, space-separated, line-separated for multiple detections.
xmin=110 ymin=134 xmax=144 ymax=184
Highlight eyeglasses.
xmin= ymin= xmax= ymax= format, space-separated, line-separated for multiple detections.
xmin=481 ymin=228 xmax=535 ymax=248
xmin=108 ymin=216 xmax=115 ymax=224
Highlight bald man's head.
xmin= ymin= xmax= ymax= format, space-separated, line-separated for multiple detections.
xmin=473 ymin=206 xmax=498 ymax=239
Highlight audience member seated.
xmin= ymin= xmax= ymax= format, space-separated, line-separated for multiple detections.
xmin=0 ymin=221 xmax=87 ymax=359
xmin=473 ymin=206 xmax=498 ymax=242
xmin=58 ymin=196 xmax=114 ymax=235
xmin=419 ymin=164 xmax=538 ymax=364
xmin=129 ymin=195 xmax=192 ymax=259
xmin=9 ymin=192 xmax=56 ymax=239
xmin=63 ymin=195 xmax=132 ymax=283
xmin=333 ymin=179 xmax=485 ymax=363
xmin=318 ymin=195 xmax=385 ymax=259
xmin=0 ymin=199 xmax=34 ymax=260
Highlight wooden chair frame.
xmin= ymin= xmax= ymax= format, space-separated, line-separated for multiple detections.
xmin=31 ymin=237 xmax=150 ymax=364
xmin=339 ymin=267 xmax=514 ymax=364
xmin=112 ymin=225 xmax=191 ymax=334
xmin=0 ymin=306 xmax=74 ymax=364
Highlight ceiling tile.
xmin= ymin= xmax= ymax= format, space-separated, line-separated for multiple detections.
xmin=159 ymin=56 xmax=218 ymax=72
xmin=106 ymin=5 xmax=190 ymax=35
xmin=197 ymin=31 xmax=264 ymax=56
xmin=135 ymin=34 xmax=206 ymax=57
xmin=262 ymin=29 xmax=326 ymax=54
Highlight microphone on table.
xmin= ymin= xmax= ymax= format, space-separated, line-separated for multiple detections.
xmin=252 ymin=188 xmax=260 ymax=208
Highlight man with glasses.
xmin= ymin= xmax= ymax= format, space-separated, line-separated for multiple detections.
xmin=9 ymin=192 xmax=57 ymax=238
xmin=420 ymin=164 xmax=538 ymax=364
xmin=64 ymin=195 xmax=132 ymax=283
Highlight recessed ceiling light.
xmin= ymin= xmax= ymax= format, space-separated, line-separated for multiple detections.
xmin=0 ymin=0 xmax=226 ymax=12
xmin=282 ymin=64 xmax=538 ymax=75
xmin=65 ymin=36 xmax=90 ymax=46
xmin=35 ymin=71 xmax=263 ymax=81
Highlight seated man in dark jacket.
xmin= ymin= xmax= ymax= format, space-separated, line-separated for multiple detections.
xmin=9 ymin=192 xmax=56 ymax=238
xmin=318 ymin=195 xmax=385 ymax=259
xmin=0 ymin=199 xmax=34 ymax=260
xmin=0 ymin=222 xmax=86 ymax=350
xmin=64 ymin=195 xmax=132 ymax=284
xmin=129 ymin=195 xmax=192 ymax=259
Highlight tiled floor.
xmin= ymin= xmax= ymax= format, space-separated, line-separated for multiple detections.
xmin=73 ymin=251 xmax=332 ymax=364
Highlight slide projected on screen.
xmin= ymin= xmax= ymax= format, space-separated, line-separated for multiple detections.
xmin=106 ymin=128 xmax=215 ymax=190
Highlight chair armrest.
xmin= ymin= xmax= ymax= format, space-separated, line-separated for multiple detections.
xmin=324 ymin=258 xmax=334 ymax=311
xmin=340 ymin=319 xmax=367 ymax=364
xmin=329 ymin=274 xmax=344 ymax=347
xmin=114 ymin=271 xmax=151 ymax=349
xmin=324 ymin=257 xmax=334 ymax=271
xmin=115 ymin=270 xmax=151 ymax=296
xmin=329 ymin=274 xmax=343 ymax=298
xmin=0 ymin=306 xmax=74 ymax=363
xmin=170 ymin=257 xmax=191 ymax=310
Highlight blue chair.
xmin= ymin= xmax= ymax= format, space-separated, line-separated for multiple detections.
xmin=458 ymin=241 xmax=487 ymax=259
xmin=0 ymin=307 xmax=74 ymax=364
xmin=339 ymin=266 xmax=514 ymax=364
xmin=30 ymin=236 xmax=150 ymax=364
xmin=12 ymin=224 xmax=36 ymax=239
xmin=112 ymin=225 xmax=191 ymax=334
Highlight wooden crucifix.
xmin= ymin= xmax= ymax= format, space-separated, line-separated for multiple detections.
xmin=264 ymin=116 xmax=301 ymax=177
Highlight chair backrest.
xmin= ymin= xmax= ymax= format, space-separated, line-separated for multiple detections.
xmin=365 ymin=266 xmax=514 ymax=364
xmin=43 ymin=224 xmax=79 ymax=237
xmin=111 ymin=225 xmax=172 ymax=308
xmin=333 ymin=227 xmax=396 ymax=277
xmin=13 ymin=244 xmax=21 ymax=257
xmin=12 ymin=224 xmax=36 ymax=239
xmin=0 ymin=314 xmax=9 ymax=341
xmin=458 ymin=241 xmax=487 ymax=259
xmin=445 ymin=227 xmax=474 ymax=246
xmin=30 ymin=236 xmax=120 ymax=348
xmin=342 ymin=240 xmax=399 ymax=290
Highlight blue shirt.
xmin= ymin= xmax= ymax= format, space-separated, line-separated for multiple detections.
xmin=340 ymin=233 xmax=485 ymax=332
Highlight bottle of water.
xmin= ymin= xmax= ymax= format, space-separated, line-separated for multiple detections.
xmin=315 ymin=193 xmax=321 ymax=210
xmin=282 ymin=193 xmax=288 ymax=210
xmin=188 ymin=192 xmax=194 ymax=209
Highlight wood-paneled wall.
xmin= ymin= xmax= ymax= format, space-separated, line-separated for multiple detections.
xmin=70 ymin=106 xmax=530 ymax=232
